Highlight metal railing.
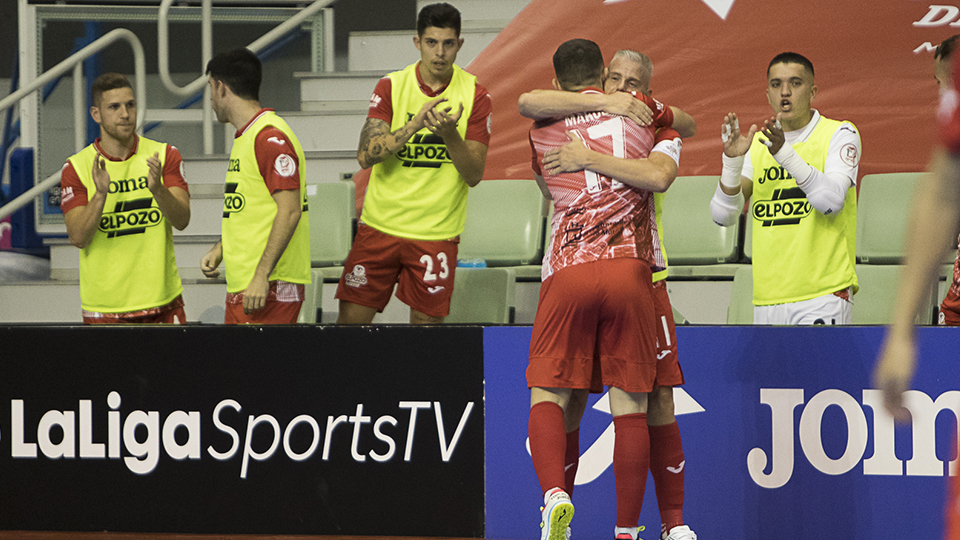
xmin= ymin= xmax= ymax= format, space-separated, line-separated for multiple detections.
xmin=156 ymin=0 xmax=334 ymax=153
xmin=0 ymin=27 xmax=146 ymax=221
xmin=0 ymin=0 xmax=334 ymax=223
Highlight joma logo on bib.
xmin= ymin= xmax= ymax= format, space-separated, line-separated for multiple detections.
xmin=100 ymin=198 xmax=162 ymax=237
xmin=752 ymin=187 xmax=812 ymax=226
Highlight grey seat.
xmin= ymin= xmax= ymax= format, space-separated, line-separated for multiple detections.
xmin=446 ymin=267 xmax=516 ymax=324
xmin=852 ymin=264 xmax=937 ymax=325
xmin=726 ymin=265 xmax=754 ymax=324
xmin=661 ymin=176 xmax=740 ymax=265
xmin=458 ymin=180 xmax=548 ymax=266
xmin=856 ymin=172 xmax=924 ymax=264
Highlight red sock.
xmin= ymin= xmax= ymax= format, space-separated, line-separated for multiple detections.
xmin=564 ymin=428 xmax=580 ymax=496
xmin=529 ymin=401 xmax=567 ymax=495
xmin=649 ymin=421 xmax=685 ymax=533
xmin=613 ymin=413 xmax=649 ymax=528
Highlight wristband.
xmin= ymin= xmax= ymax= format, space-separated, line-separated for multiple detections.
xmin=720 ymin=153 xmax=745 ymax=189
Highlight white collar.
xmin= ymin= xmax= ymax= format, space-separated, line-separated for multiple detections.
xmin=783 ymin=109 xmax=821 ymax=145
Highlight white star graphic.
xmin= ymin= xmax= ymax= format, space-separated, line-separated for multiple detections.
xmin=603 ymin=0 xmax=736 ymax=20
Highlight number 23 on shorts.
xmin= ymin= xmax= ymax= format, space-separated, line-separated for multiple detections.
xmin=420 ymin=252 xmax=449 ymax=282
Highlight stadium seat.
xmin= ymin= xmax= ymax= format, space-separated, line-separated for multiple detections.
xmin=940 ymin=262 xmax=956 ymax=308
xmin=661 ymin=176 xmax=740 ymax=265
xmin=743 ymin=212 xmax=752 ymax=261
xmin=672 ymin=304 xmax=689 ymax=325
xmin=458 ymin=180 xmax=548 ymax=267
xmin=852 ymin=264 xmax=937 ymax=325
xmin=298 ymin=276 xmax=322 ymax=323
xmin=726 ymin=265 xmax=753 ymax=324
xmin=856 ymin=172 xmax=925 ymax=264
xmin=197 ymin=305 xmax=225 ymax=324
xmin=446 ymin=267 xmax=516 ymax=324
xmin=308 ymin=181 xmax=356 ymax=267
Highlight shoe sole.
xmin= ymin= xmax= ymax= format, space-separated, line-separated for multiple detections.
xmin=544 ymin=501 xmax=574 ymax=540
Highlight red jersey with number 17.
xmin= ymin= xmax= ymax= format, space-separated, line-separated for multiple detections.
xmin=529 ymin=88 xmax=670 ymax=280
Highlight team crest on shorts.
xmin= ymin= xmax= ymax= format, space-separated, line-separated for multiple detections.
xmin=345 ymin=265 xmax=368 ymax=288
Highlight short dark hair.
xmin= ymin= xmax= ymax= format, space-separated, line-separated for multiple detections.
xmin=205 ymin=48 xmax=261 ymax=101
xmin=936 ymin=35 xmax=960 ymax=62
xmin=553 ymin=39 xmax=605 ymax=91
xmin=91 ymin=73 xmax=132 ymax=108
xmin=417 ymin=3 xmax=461 ymax=37
xmin=767 ymin=52 xmax=815 ymax=79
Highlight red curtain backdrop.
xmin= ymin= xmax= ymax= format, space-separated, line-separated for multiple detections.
xmin=467 ymin=0 xmax=954 ymax=181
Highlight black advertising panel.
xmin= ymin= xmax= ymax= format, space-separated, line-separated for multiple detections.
xmin=0 ymin=325 xmax=484 ymax=536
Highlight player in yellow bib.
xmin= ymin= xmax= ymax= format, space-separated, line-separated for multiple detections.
xmin=335 ymin=3 xmax=492 ymax=325
xmin=200 ymin=49 xmax=310 ymax=324
xmin=711 ymin=52 xmax=862 ymax=325
xmin=60 ymin=73 xmax=191 ymax=324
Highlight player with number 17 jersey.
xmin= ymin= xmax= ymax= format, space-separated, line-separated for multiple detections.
xmin=529 ymin=88 xmax=673 ymax=280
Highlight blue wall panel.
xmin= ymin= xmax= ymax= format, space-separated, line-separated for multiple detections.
xmin=484 ymin=326 xmax=960 ymax=540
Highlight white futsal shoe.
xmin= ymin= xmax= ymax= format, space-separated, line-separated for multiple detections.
xmin=540 ymin=489 xmax=574 ymax=540
xmin=661 ymin=525 xmax=697 ymax=540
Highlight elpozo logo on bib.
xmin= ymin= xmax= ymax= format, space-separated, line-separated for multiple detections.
xmin=752 ymin=187 xmax=813 ymax=226
xmin=100 ymin=198 xmax=163 ymax=238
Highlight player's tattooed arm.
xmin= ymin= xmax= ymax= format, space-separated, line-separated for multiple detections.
xmin=357 ymin=96 xmax=447 ymax=169
xmin=358 ymin=118 xmax=401 ymax=168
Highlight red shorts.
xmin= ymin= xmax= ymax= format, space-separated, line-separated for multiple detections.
xmin=652 ymin=281 xmax=684 ymax=388
xmin=225 ymin=281 xmax=304 ymax=324
xmin=940 ymin=290 xmax=960 ymax=325
xmin=527 ymin=258 xmax=658 ymax=394
xmin=83 ymin=295 xmax=186 ymax=324
xmin=335 ymin=224 xmax=459 ymax=318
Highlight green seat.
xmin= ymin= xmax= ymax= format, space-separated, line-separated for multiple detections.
xmin=298 ymin=276 xmax=323 ymax=323
xmin=853 ymin=264 xmax=937 ymax=325
xmin=743 ymin=210 xmax=752 ymax=261
xmin=446 ymin=267 xmax=516 ymax=324
xmin=856 ymin=173 xmax=925 ymax=264
xmin=458 ymin=180 xmax=548 ymax=266
xmin=308 ymin=182 xmax=356 ymax=267
xmin=662 ymin=176 xmax=739 ymax=264
xmin=726 ymin=265 xmax=754 ymax=324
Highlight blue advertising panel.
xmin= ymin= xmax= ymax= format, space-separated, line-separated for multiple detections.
xmin=484 ymin=326 xmax=960 ymax=540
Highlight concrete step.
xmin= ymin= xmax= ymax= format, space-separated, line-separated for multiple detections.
xmin=296 ymin=71 xmax=387 ymax=105
xmin=283 ymin=111 xmax=368 ymax=153
xmin=184 ymin=150 xmax=359 ymax=186
xmin=48 ymin=235 xmax=220 ymax=278
xmin=348 ymin=28 xmax=502 ymax=72
xmin=0 ymin=275 xmax=227 ymax=324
